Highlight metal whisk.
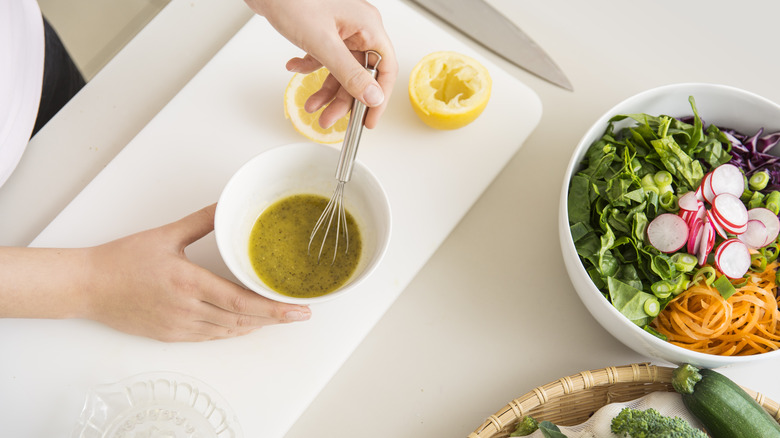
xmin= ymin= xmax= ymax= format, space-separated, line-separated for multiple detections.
xmin=308 ymin=50 xmax=382 ymax=263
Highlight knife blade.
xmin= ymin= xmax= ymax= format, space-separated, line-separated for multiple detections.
xmin=408 ymin=0 xmax=573 ymax=91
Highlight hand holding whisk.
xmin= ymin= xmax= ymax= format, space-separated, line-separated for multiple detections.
xmin=308 ymin=50 xmax=382 ymax=264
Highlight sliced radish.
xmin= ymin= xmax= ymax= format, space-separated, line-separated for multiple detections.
xmin=707 ymin=209 xmax=729 ymax=239
xmin=682 ymin=204 xmax=707 ymax=230
xmin=714 ymin=239 xmax=751 ymax=279
xmin=697 ymin=220 xmax=715 ymax=266
xmin=687 ymin=218 xmax=704 ymax=254
xmin=705 ymin=221 xmax=716 ymax=253
xmin=701 ymin=171 xmax=715 ymax=204
xmin=695 ymin=204 xmax=707 ymax=223
xmin=738 ymin=219 xmax=769 ymax=249
xmin=647 ymin=213 xmax=689 ymax=253
xmin=709 ymin=163 xmax=745 ymax=198
xmin=747 ymin=207 xmax=780 ymax=247
xmin=678 ymin=191 xmax=701 ymax=212
xmin=711 ymin=193 xmax=748 ymax=232
xmin=679 ymin=209 xmax=694 ymax=224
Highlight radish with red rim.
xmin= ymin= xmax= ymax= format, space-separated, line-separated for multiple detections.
xmin=747 ymin=207 xmax=780 ymax=247
xmin=678 ymin=191 xmax=701 ymax=213
xmin=739 ymin=219 xmax=770 ymax=249
xmin=711 ymin=193 xmax=748 ymax=234
xmin=714 ymin=238 xmax=751 ymax=279
xmin=687 ymin=218 xmax=704 ymax=254
xmin=701 ymin=172 xmax=716 ymax=204
xmin=647 ymin=213 xmax=689 ymax=253
xmin=707 ymin=209 xmax=729 ymax=239
xmin=697 ymin=220 xmax=715 ymax=266
xmin=708 ymin=163 xmax=745 ymax=198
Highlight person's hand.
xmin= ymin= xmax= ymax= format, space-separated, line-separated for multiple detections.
xmin=246 ymin=0 xmax=398 ymax=129
xmin=79 ymin=204 xmax=311 ymax=342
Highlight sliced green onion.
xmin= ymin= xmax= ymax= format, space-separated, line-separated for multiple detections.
xmin=671 ymin=274 xmax=691 ymax=295
xmin=691 ymin=266 xmax=717 ymax=286
xmin=643 ymin=325 xmax=668 ymax=341
xmin=644 ymin=298 xmax=661 ymax=317
xmin=653 ymin=171 xmax=673 ymax=187
xmin=712 ymin=275 xmax=737 ymax=300
xmin=659 ymin=191 xmax=678 ymax=211
xmin=651 ymin=280 xmax=674 ymax=299
xmin=677 ymin=279 xmax=691 ymax=295
xmin=631 ymin=158 xmax=643 ymax=173
xmin=751 ymin=253 xmax=768 ymax=272
xmin=765 ymin=191 xmax=780 ymax=215
xmin=749 ymin=171 xmax=770 ymax=191
xmin=641 ymin=174 xmax=656 ymax=189
xmin=762 ymin=243 xmax=780 ymax=263
xmin=748 ymin=191 xmax=766 ymax=209
xmin=731 ymin=277 xmax=748 ymax=288
xmin=671 ymin=253 xmax=698 ymax=273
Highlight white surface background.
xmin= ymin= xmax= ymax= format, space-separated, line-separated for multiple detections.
xmin=2 ymin=1 xmax=780 ymax=437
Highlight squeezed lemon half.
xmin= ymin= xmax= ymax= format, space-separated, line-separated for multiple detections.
xmin=284 ymin=67 xmax=350 ymax=144
xmin=408 ymin=51 xmax=492 ymax=130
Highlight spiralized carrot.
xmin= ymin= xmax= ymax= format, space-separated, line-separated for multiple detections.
xmin=651 ymin=261 xmax=780 ymax=356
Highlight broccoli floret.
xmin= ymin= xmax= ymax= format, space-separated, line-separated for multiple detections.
xmin=672 ymin=363 xmax=703 ymax=395
xmin=510 ymin=416 xmax=539 ymax=436
xmin=611 ymin=407 xmax=707 ymax=438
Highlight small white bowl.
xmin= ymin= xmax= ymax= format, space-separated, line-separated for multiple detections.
xmin=559 ymin=83 xmax=780 ymax=368
xmin=215 ymin=142 xmax=391 ymax=305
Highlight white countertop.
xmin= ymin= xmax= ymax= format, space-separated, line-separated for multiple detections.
xmin=2 ymin=0 xmax=780 ymax=437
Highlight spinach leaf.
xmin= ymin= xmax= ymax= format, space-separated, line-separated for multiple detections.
xmin=567 ymin=174 xmax=591 ymax=225
xmin=608 ymin=277 xmax=657 ymax=327
xmin=651 ymin=136 xmax=703 ymax=190
xmin=539 ymin=421 xmax=569 ymax=438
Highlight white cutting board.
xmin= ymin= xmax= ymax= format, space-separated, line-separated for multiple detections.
xmin=0 ymin=1 xmax=541 ymax=436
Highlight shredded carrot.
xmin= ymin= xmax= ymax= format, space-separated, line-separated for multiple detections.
xmin=651 ymin=261 xmax=780 ymax=356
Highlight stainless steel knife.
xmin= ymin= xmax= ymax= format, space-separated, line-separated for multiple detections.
xmin=408 ymin=0 xmax=573 ymax=91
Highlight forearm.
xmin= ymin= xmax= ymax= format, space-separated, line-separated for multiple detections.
xmin=0 ymin=246 xmax=93 ymax=319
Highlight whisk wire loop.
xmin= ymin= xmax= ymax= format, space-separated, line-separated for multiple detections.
xmin=308 ymin=50 xmax=382 ymax=264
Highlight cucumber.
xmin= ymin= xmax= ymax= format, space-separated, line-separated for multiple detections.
xmin=672 ymin=364 xmax=780 ymax=438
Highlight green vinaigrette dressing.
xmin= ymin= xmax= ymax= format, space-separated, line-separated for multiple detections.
xmin=248 ymin=194 xmax=362 ymax=298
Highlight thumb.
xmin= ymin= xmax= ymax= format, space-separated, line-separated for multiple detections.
xmin=317 ymin=41 xmax=384 ymax=108
xmin=164 ymin=203 xmax=217 ymax=247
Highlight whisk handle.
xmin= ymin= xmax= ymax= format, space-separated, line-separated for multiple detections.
xmin=335 ymin=50 xmax=382 ymax=183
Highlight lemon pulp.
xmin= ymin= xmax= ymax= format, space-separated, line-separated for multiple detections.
xmin=408 ymin=51 xmax=492 ymax=130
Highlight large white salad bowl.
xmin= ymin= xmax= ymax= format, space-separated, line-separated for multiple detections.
xmin=560 ymin=83 xmax=780 ymax=368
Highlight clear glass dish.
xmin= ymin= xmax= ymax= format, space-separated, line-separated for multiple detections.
xmin=72 ymin=371 xmax=243 ymax=438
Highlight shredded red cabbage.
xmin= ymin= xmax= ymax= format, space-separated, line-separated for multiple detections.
xmin=680 ymin=116 xmax=780 ymax=192
xmin=722 ymin=128 xmax=780 ymax=190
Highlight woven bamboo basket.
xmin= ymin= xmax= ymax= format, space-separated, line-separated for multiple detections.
xmin=468 ymin=363 xmax=780 ymax=438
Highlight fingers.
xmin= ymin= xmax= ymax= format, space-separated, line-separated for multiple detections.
xmin=195 ymin=267 xmax=311 ymax=323
xmin=306 ymin=75 xmax=355 ymax=128
xmin=156 ymin=269 xmax=312 ymax=342
xmin=286 ymin=54 xmax=323 ymax=74
xmin=300 ymin=46 xmax=398 ymax=129
xmin=304 ymin=21 xmax=398 ymax=128
xmin=316 ymin=36 xmax=386 ymax=108
xmin=365 ymin=47 xmax=398 ymax=129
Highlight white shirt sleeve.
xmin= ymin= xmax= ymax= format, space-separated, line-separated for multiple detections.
xmin=0 ymin=0 xmax=45 ymax=188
